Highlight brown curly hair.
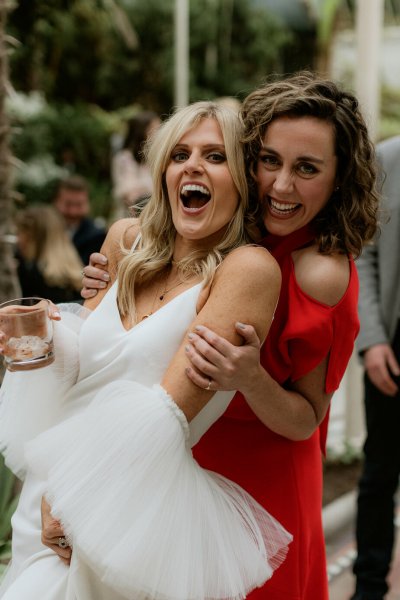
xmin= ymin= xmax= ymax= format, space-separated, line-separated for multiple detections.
xmin=241 ymin=71 xmax=380 ymax=257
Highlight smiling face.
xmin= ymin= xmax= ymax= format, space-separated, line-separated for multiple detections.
xmin=255 ymin=116 xmax=338 ymax=237
xmin=165 ymin=117 xmax=240 ymax=250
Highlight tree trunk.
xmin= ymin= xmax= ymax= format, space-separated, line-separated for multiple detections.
xmin=0 ymin=0 xmax=20 ymax=381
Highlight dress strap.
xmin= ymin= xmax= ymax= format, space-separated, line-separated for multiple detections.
xmin=131 ymin=232 xmax=142 ymax=252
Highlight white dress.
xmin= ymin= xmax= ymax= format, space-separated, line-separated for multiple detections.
xmin=0 ymin=281 xmax=292 ymax=600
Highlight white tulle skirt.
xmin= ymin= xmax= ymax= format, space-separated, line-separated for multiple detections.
xmin=26 ymin=380 xmax=292 ymax=600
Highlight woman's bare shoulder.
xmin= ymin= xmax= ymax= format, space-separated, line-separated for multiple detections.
xmin=101 ymin=218 xmax=140 ymax=277
xmin=222 ymin=245 xmax=280 ymax=282
xmin=105 ymin=218 xmax=140 ymax=248
xmin=103 ymin=217 xmax=138 ymax=255
xmin=293 ymin=245 xmax=350 ymax=306
xmin=213 ymin=245 xmax=281 ymax=306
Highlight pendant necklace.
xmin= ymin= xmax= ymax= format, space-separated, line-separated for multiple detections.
xmin=141 ymin=269 xmax=185 ymax=320
xmin=159 ymin=275 xmax=186 ymax=301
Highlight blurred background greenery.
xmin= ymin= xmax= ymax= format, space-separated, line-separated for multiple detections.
xmin=5 ymin=0 xmax=294 ymax=218
xmin=4 ymin=0 xmax=398 ymax=219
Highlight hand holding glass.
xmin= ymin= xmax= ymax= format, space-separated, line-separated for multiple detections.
xmin=0 ymin=297 xmax=54 ymax=371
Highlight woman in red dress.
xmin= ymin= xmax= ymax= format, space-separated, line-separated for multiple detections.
xmin=81 ymin=73 xmax=379 ymax=599
xmin=185 ymin=73 xmax=379 ymax=599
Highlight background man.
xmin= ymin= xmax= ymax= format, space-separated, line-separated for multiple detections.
xmin=53 ymin=175 xmax=107 ymax=266
xmin=352 ymin=135 xmax=400 ymax=600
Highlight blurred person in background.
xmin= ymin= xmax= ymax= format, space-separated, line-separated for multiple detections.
xmin=53 ymin=175 xmax=107 ymax=266
xmin=15 ymin=204 xmax=83 ymax=303
xmin=351 ymin=135 xmax=400 ymax=600
xmin=111 ymin=110 xmax=161 ymax=219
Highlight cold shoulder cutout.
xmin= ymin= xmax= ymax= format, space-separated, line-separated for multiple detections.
xmin=292 ymin=247 xmax=351 ymax=307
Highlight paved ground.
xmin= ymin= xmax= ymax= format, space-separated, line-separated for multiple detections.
xmin=327 ymin=511 xmax=400 ymax=599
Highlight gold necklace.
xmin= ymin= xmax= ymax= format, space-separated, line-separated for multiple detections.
xmin=141 ymin=269 xmax=185 ymax=320
xmin=159 ymin=274 xmax=185 ymax=301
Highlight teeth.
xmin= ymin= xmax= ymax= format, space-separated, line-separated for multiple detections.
xmin=181 ymin=184 xmax=210 ymax=196
xmin=270 ymin=199 xmax=298 ymax=211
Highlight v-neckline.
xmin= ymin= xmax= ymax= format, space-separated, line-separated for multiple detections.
xmin=116 ymin=281 xmax=203 ymax=333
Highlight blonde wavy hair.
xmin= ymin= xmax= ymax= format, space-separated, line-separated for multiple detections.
xmin=241 ymin=71 xmax=379 ymax=257
xmin=117 ymin=101 xmax=254 ymax=319
xmin=15 ymin=204 xmax=83 ymax=290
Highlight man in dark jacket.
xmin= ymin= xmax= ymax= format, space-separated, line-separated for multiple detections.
xmin=53 ymin=175 xmax=107 ymax=266
xmin=351 ymin=135 xmax=400 ymax=600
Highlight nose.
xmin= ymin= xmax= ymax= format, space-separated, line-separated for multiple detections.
xmin=272 ymin=167 xmax=294 ymax=195
xmin=184 ymin=151 xmax=203 ymax=174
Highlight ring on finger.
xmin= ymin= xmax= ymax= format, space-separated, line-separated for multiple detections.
xmin=205 ymin=378 xmax=212 ymax=391
xmin=58 ymin=537 xmax=69 ymax=549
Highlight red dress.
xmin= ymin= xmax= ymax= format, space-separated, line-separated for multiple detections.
xmin=192 ymin=225 xmax=359 ymax=600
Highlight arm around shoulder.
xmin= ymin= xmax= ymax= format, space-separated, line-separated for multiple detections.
xmin=84 ymin=218 xmax=139 ymax=310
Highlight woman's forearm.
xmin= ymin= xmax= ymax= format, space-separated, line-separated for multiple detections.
xmin=241 ymin=361 xmax=331 ymax=441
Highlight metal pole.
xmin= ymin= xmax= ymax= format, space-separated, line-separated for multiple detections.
xmin=355 ymin=0 xmax=384 ymax=142
xmin=174 ymin=0 xmax=189 ymax=108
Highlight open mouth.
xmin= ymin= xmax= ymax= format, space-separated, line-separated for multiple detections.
xmin=269 ymin=198 xmax=300 ymax=216
xmin=180 ymin=184 xmax=211 ymax=211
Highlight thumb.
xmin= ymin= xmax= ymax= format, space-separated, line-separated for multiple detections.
xmin=235 ymin=322 xmax=261 ymax=347
xmin=48 ymin=301 xmax=61 ymax=321
xmin=387 ymin=350 xmax=400 ymax=377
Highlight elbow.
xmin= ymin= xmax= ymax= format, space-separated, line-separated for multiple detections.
xmin=281 ymin=420 xmax=320 ymax=442
xmin=285 ymin=431 xmax=313 ymax=442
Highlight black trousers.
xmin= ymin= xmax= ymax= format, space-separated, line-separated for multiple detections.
xmin=353 ymin=323 xmax=400 ymax=599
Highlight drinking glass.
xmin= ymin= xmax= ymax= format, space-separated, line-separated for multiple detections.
xmin=0 ymin=297 xmax=54 ymax=371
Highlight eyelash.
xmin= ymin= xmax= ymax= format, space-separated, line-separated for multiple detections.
xmin=171 ymin=151 xmax=226 ymax=163
xmin=298 ymin=163 xmax=318 ymax=176
xmin=171 ymin=152 xmax=188 ymax=162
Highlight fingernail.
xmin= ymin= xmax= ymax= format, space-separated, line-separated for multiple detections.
xmin=194 ymin=326 xmax=203 ymax=332
xmin=184 ymin=345 xmax=190 ymax=352
xmin=102 ymin=273 xmax=110 ymax=281
xmin=99 ymin=257 xmax=108 ymax=265
xmin=236 ymin=322 xmax=246 ymax=329
xmin=53 ymin=311 xmax=61 ymax=319
xmin=188 ymin=333 xmax=194 ymax=340
xmin=100 ymin=281 xmax=107 ymax=288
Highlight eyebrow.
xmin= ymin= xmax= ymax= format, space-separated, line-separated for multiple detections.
xmin=173 ymin=143 xmax=226 ymax=150
xmin=260 ymin=145 xmax=325 ymax=164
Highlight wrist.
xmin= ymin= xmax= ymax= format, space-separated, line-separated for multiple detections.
xmin=239 ymin=362 xmax=268 ymax=398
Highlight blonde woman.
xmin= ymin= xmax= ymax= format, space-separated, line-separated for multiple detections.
xmin=15 ymin=205 xmax=83 ymax=303
xmin=0 ymin=101 xmax=290 ymax=600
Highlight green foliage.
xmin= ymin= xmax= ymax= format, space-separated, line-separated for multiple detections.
xmin=0 ymin=456 xmax=19 ymax=576
xmin=9 ymin=0 xmax=140 ymax=109
xmin=5 ymin=0 xmax=292 ymax=219
xmin=8 ymin=0 xmax=292 ymax=113
xmin=380 ymin=86 xmax=400 ymax=140
xmin=189 ymin=0 xmax=292 ymax=101
xmin=7 ymin=93 xmax=114 ymax=217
